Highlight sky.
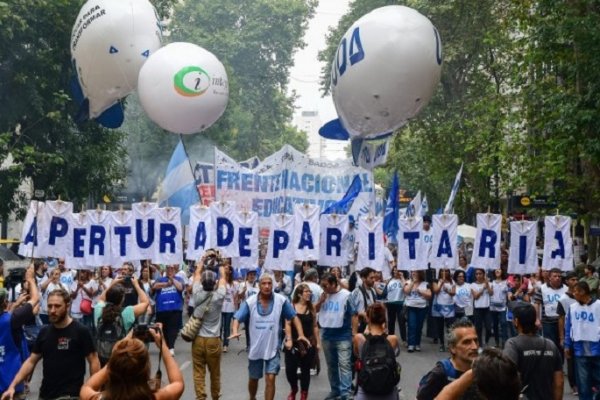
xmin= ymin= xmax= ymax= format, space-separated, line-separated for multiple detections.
xmin=288 ymin=0 xmax=351 ymax=125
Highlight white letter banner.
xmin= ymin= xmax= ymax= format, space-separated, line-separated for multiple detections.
xmin=233 ymin=210 xmax=259 ymax=269
xmin=471 ymin=213 xmax=502 ymax=270
xmin=153 ymin=207 xmax=183 ymax=265
xmin=319 ymin=214 xmax=349 ymax=267
xmin=110 ymin=209 xmax=134 ymax=266
xmin=542 ymin=216 xmax=574 ymax=271
xmin=67 ymin=212 xmax=89 ymax=270
xmin=18 ymin=200 xmax=46 ymax=258
xmin=357 ymin=216 xmax=384 ymax=270
xmin=508 ymin=220 xmax=538 ymax=275
xmin=186 ymin=205 xmax=212 ymax=261
xmin=131 ymin=202 xmax=159 ymax=260
xmin=429 ymin=214 xmax=458 ymax=270
xmin=398 ymin=217 xmax=427 ymax=271
xmin=264 ymin=214 xmax=295 ymax=271
xmin=293 ymin=204 xmax=320 ymax=261
xmin=86 ymin=209 xmax=112 ymax=267
xmin=211 ymin=201 xmax=239 ymax=258
xmin=38 ymin=200 xmax=74 ymax=258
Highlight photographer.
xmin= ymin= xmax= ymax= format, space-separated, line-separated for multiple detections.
xmin=80 ymin=325 xmax=184 ymax=400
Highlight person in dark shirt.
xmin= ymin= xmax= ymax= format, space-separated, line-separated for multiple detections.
xmin=2 ymin=288 xmax=99 ymax=400
xmin=417 ymin=319 xmax=480 ymax=400
xmin=0 ymin=265 xmax=38 ymax=397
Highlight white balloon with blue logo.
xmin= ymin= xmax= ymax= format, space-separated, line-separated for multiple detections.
xmin=70 ymin=0 xmax=162 ymax=128
xmin=320 ymin=5 xmax=443 ymax=148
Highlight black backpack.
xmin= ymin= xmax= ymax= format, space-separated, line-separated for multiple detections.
xmin=357 ymin=334 xmax=400 ymax=395
xmin=96 ymin=314 xmax=126 ymax=364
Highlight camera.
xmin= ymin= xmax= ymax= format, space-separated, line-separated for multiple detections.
xmin=133 ymin=323 xmax=160 ymax=343
xmin=5 ymin=268 xmax=26 ymax=290
xmin=123 ymin=276 xmax=132 ymax=284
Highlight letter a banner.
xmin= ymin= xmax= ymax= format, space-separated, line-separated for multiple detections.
xmin=542 ymin=216 xmax=574 ymax=271
xmin=471 ymin=213 xmax=502 ymax=270
xmin=293 ymin=204 xmax=320 ymax=261
xmin=429 ymin=214 xmax=458 ymax=270
xmin=508 ymin=220 xmax=537 ymax=275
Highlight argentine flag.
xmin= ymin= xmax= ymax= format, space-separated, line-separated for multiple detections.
xmin=158 ymin=139 xmax=199 ymax=224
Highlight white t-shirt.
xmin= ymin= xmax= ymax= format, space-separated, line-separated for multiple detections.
xmin=222 ymin=281 xmax=239 ymax=313
xmin=454 ymin=283 xmax=473 ymax=309
xmin=385 ymin=279 xmax=405 ymax=303
xmin=472 ymin=282 xmax=490 ymax=309
xmin=404 ymin=281 xmax=429 ymax=308
xmin=490 ymin=280 xmax=508 ymax=311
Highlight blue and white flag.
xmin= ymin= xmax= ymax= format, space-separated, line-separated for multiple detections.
xmin=383 ymin=173 xmax=399 ymax=242
xmin=421 ymin=195 xmax=429 ymax=217
xmin=405 ymin=191 xmax=422 ymax=218
xmin=444 ymin=163 xmax=463 ymax=214
xmin=322 ymin=174 xmax=362 ymax=215
xmin=159 ymin=139 xmax=199 ymax=224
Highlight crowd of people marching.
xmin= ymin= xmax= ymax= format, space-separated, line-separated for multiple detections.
xmin=0 ymin=217 xmax=599 ymax=400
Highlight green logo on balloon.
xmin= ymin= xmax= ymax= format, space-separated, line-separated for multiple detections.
xmin=174 ymin=66 xmax=210 ymax=97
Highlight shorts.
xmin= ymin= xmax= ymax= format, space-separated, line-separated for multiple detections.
xmin=248 ymin=352 xmax=281 ymax=379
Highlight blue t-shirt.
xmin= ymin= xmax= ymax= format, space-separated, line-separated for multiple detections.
xmin=321 ymin=297 xmax=356 ymax=342
xmin=94 ymin=302 xmax=136 ymax=332
xmin=155 ymin=276 xmax=185 ymax=312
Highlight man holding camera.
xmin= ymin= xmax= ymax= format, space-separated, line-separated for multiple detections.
xmin=190 ymin=256 xmax=227 ymax=400
xmin=230 ymin=273 xmax=310 ymax=400
xmin=0 ymin=265 xmax=38 ymax=399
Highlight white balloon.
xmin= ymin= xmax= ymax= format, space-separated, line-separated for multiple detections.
xmin=324 ymin=5 xmax=442 ymax=140
xmin=137 ymin=42 xmax=229 ymax=134
xmin=71 ymin=0 xmax=162 ymax=119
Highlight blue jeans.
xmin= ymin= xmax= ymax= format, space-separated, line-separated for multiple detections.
xmin=574 ymin=356 xmax=600 ymax=400
xmin=407 ymin=306 xmax=428 ymax=347
xmin=221 ymin=312 xmax=233 ymax=346
xmin=322 ymin=338 xmax=352 ymax=398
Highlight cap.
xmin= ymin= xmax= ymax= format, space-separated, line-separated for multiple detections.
xmin=423 ymin=215 xmax=432 ymax=223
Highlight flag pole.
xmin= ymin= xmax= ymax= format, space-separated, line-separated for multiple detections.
xmin=178 ymin=134 xmax=200 ymax=204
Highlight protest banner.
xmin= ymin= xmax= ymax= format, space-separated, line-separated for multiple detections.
xmin=508 ymin=220 xmax=537 ymax=275
xmin=397 ymin=216 xmax=427 ymax=271
xmin=471 ymin=213 xmax=502 ymax=270
xmin=542 ymin=215 xmax=574 ymax=271
xmin=429 ymin=214 xmax=458 ymax=270
xmin=356 ymin=216 xmax=384 ymax=271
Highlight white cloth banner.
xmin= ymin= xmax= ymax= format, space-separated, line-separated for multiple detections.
xmin=471 ymin=213 xmax=502 ymax=270
xmin=67 ymin=212 xmax=89 ymax=269
xmin=131 ymin=202 xmax=159 ymax=260
xmin=542 ymin=216 xmax=574 ymax=271
xmin=37 ymin=200 xmax=74 ymax=258
xmin=153 ymin=207 xmax=183 ymax=265
xmin=264 ymin=214 xmax=295 ymax=271
xmin=293 ymin=204 xmax=320 ymax=261
xmin=429 ymin=214 xmax=458 ymax=270
xmin=18 ymin=201 xmax=46 ymax=258
xmin=233 ymin=211 xmax=259 ymax=269
xmin=210 ymin=201 xmax=239 ymax=258
xmin=86 ymin=209 xmax=112 ymax=267
xmin=110 ymin=210 xmax=134 ymax=266
xmin=186 ymin=206 xmax=212 ymax=261
xmin=357 ymin=216 xmax=384 ymax=270
xmin=397 ymin=217 xmax=427 ymax=271
xmin=508 ymin=220 xmax=538 ymax=275
xmin=319 ymin=214 xmax=349 ymax=267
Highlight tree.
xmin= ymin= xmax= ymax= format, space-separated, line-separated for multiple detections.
xmin=168 ymin=0 xmax=315 ymax=160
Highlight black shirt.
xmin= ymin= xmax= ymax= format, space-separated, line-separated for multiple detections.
xmin=10 ymin=303 xmax=34 ymax=347
xmin=33 ymin=320 xmax=95 ymax=399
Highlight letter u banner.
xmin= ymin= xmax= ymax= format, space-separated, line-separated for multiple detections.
xmin=471 ymin=213 xmax=501 ymax=270
xmin=542 ymin=216 xmax=574 ymax=271
xmin=508 ymin=220 xmax=537 ymax=275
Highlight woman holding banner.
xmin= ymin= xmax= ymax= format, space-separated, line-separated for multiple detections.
xmin=403 ymin=270 xmax=431 ymax=352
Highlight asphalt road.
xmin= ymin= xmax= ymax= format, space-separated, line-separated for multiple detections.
xmin=23 ymin=332 xmax=578 ymax=400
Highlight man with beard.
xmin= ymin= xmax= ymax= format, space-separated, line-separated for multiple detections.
xmin=417 ymin=319 xmax=480 ymax=400
xmin=1 ymin=289 xmax=99 ymax=400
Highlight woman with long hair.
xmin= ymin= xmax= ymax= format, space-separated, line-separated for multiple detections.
xmin=384 ymin=267 xmax=406 ymax=344
xmin=403 ymin=270 xmax=431 ymax=352
xmin=80 ymin=328 xmax=184 ymax=400
xmin=471 ymin=268 xmax=493 ymax=348
xmin=139 ymin=264 xmax=155 ymax=323
xmin=284 ymin=283 xmax=320 ymax=400
xmin=431 ymin=268 xmax=456 ymax=352
xmin=221 ymin=262 xmax=238 ymax=353
xmin=489 ymin=268 xmax=509 ymax=348
xmin=353 ymin=303 xmax=400 ymax=400
xmin=453 ymin=270 xmax=473 ymax=321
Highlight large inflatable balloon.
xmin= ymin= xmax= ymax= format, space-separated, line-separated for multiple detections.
xmin=137 ymin=42 xmax=229 ymax=134
xmin=319 ymin=5 xmax=442 ymax=141
xmin=70 ymin=0 xmax=162 ymax=128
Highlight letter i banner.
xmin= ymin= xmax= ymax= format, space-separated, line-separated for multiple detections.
xmin=508 ymin=220 xmax=537 ymax=275
xmin=186 ymin=205 xmax=212 ymax=261
xmin=429 ymin=214 xmax=458 ymax=270
xmin=293 ymin=204 xmax=320 ymax=261
xmin=18 ymin=200 xmax=46 ymax=258
xmin=471 ymin=213 xmax=502 ymax=270
xmin=36 ymin=200 xmax=74 ymax=258
xmin=542 ymin=215 xmax=574 ymax=271
xmin=264 ymin=214 xmax=295 ymax=271
xmin=397 ymin=216 xmax=426 ymax=271
xmin=357 ymin=216 xmax=384 ymax=271
xmin=210 ymin=201 xmax=239 ymax=258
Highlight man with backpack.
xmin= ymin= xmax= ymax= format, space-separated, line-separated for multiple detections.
xmin=416 ymin=319 xmax=480 ymax=400
xmin=351 ymin=267 xmax=377 ymax=333
xmin=94 ymin=275 xmax=149 ymax=366
xmin=503 ymin=302 xmax=563 ymax=400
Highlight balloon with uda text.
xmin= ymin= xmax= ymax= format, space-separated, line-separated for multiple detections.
xmin=137 ymin=42 xmax=229 ymax=135
xmin=70 ymin=0 xmax=162 ymax=128
xmin=319 ymin=5 xmax=443 ymax=141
